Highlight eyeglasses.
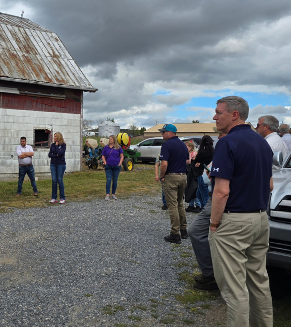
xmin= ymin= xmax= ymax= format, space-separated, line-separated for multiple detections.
xmin=256 ymin=123 xmax=265 ymax=128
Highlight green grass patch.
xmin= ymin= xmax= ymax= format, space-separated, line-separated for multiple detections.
xmin=128 ymin=315 xmax=142 ymax=321
xmin=134 ymin=305 xmax=147 ymax=311
xmin=159 ymin=317 xmax=175 ymax=324
xmin=175 ymin=289 xmax=216 ymax=304
xmin=0 ymin=163 xmax=160 ymax=212
xmin=182 ymin=318 xmax=196 ymax=325
xmin=83 ymin=293 xmax=92 ymax=297
xmin=273 ymin=296 xmax=291 ymax=327
xmin=102 ymin=304 xmax=125 ymax=315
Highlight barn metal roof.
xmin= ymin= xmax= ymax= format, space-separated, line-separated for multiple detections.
xmin=0 ymin=12 xmax=97 ymax=92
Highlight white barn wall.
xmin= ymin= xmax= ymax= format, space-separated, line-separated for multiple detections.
xmin=0 ymin=108 xmax=81 ymax=180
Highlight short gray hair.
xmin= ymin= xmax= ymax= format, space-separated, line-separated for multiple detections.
xmin=279 ymin=123 xmax=290 ymax=134
xmin=216 ymin=96 xmax=249 ymax=120
xmin=259 ymin=115 xmax=279 ymax=132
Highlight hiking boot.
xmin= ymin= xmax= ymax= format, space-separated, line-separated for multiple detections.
xmin=162 ymin=204 xmax=168 ymax=210
xmin=185 ymin=206 xmax=195 ymax=212
xmin=193 ymin=206 xmax=202 ymax=213
xmin=195 ymin=274 xmax=215 ymax=284
xmin=164 ymin=233 xmax=181 ymax=244
xmin=180 ymin=229 xmax=188 ymax=239
xmin=193 ymin=282 xmax=219 ymax=291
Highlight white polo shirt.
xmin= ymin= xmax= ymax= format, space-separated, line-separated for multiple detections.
xmin=265 ymin=132 xmax=289 ymax=168
xmin=282 ymin=134 xmax=291 ymax=151
xmin=16 ymin=144 xmax=34 ymax=165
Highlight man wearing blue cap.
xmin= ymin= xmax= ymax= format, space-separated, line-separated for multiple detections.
xmin=158 ymin=124 xmax=189 ymax=244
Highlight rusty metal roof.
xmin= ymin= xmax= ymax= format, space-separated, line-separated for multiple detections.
xmin=0 ymin=12 xmax=97 ymax=92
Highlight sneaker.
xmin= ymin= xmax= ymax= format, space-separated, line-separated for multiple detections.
xmin=34 ymin=193 xmax=38 ymax=197
xmin=162 ymin=204 xmax=168 ymax=210
xmin=180 ymin=229 xmax=188 ymax=239
xmin=193 ymin=282 xmax=219 ymax=291
xmin=112 ymin=195 xmax=118 ymax=200
xmin=164 ymin=233 xmax=181 ymax=244
xmin=59 ymin=199 xmax=66 ymax=204
xmin=16 ymin=194 xmax=21 ymax=197
xmin=49 ymin=199 xmax=58 ymax=203
xmin=194 ymin=274 xmax=215 ymax=284
xmin=193 ymin=206 xmax=202 ymax=213
xmin=185 ymin=206 xmax=195 ymax=212
xmin=105 ymin=195 xmax=110 ymax=201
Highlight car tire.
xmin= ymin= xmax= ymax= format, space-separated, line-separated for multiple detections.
xmin=91 ymin=157 xmax=98 ymax=169
xmin=123 ymin=158 xmax=134 ymax=171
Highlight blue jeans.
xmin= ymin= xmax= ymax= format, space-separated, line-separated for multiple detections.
xmin=50 ymin=164 xmax=66 ymax=200
xmin=105 ymin=165 xmax=121 ymax=194
xmin=161 ymin=182 xmax=167 ymax=205
xmin=196 ymin=175 xmax=209 ymax=209
xmin=189 ymin=197 xmax=201 ymax=207
xmin=17 ymin=164 xmax=38 ymax=194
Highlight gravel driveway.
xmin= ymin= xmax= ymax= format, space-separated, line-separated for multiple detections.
xmin=0 ymin=194 xmax=226 ymax=326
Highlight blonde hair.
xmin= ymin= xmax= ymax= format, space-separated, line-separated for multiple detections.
xmin=185 ymin=141 xmax=194 ymax=152
xmin=109 ymin=135 xmax=120 ymax=149
xmin=54 ymin=132 xmax=65 ymax=145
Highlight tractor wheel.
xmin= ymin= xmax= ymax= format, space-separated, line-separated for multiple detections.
xmin=91 ymin=157 xmax=98 ymax=169
xmin=123 ymin=158 xmax=134 ymax=171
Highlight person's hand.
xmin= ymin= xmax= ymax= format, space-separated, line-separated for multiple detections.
xmin=55 ymin=141 xmax=59 ymax=145
xmin=155 ymin=176 xmax=159 ymax=182
xmin=195 ymin=162 xmax=201 ymax=167
xmin=210 ymin=226 xmax=218 ymax=233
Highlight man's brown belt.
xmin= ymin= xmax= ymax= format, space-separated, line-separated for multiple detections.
xmin=19 ymin=164 xmax=32 ymax=166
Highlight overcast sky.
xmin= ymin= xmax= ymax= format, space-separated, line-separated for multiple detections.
xmin=2 ymin=0 xmax=291 ymax=129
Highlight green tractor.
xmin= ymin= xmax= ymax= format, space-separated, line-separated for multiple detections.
xmin=117 ymin=133 xmax=141 ymax=171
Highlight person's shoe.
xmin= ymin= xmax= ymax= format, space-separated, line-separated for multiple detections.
xmin=49 ymin=199 xmax=58 ymax=203
xmin=59 ymin=199 xmax=66 ymax=204
xmin=162 ymin=204 xmax=168 ymax=210
xmin=112 ymin=195 xmax=118 ymax=200
xmin=194 ymin=274 xmax=215 ymax=284
xmin=16 ymin=194 xmax=21 ymax=197
xmin=105 ymin=195 xmax=110 ymax=201
xmin=34 ymin=193 xmax=38 ymax=197
xmin=193 ymin=282 xmax=219 ymax=291
xmin=193 ymin=206 xmax=202 ymax=213
xmin=164 ymin=233 xmax=181 ymax=244
xmin=180 ymin=229 xmax=188 ymax=239
xmin=185 ymin=206 xmax=195 ymax=212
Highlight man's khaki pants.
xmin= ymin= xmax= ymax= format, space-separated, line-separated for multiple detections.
xmin=209 ymin=212 xmax=273 ymax=327
xmin=162 ymin=174 xmax=187 ymax=234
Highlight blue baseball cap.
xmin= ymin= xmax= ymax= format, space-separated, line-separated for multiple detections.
xmin=158 ymin=124 xmax=177 ymax=133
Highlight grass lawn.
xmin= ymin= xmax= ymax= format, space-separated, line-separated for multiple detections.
xmin=0 ymin=163 xmax=160 ymax=212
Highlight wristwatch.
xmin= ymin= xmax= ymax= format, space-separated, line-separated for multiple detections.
xmin=210 ymin=221 xmax=220 ymax=228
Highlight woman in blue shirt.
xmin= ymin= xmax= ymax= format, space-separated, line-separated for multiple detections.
xmin=102 ymin=135 xmax=124 ymax=200
xmin=48 ymin=132 xmax=66 ymax=204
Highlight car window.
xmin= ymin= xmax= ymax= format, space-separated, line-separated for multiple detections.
xmin=139 ymin=139 xmax=154 ymax=146
xmin=153 ymin=139 xmax=165 ymax=146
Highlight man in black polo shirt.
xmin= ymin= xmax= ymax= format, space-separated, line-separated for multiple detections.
xmin=209 ymin=96 xmax=273 ymax=327
xmin=159 ymin=124 xmax=189 ymax=244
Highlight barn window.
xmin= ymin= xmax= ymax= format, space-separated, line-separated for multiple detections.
xmin=34 ymin=129 xmax=51 ymax=148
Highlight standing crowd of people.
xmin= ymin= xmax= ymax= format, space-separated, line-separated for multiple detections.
xmin=15 ymin=96 xmax=291 ymax=327
xmin=157 ymin=96 xmax=291 ymax=327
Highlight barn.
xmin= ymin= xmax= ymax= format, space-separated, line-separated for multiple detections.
xmin=0 ymin=12 xmax=97 ymax=181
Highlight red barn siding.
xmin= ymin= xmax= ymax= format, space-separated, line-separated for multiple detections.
xmin=1 ymin=93 xmax=81 ymax=114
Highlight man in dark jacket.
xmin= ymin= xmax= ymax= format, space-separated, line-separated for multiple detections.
xmin=159 ymin=124 xmax=189 ymax=244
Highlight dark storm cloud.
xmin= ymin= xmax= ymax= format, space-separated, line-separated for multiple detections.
xmin=3 ymin=0 xmax=291 ymax=126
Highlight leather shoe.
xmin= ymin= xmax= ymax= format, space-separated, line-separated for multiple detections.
xmin=193 ymin=206 xmax=202 ymax=213
xmin=193 ymin=282 xmax=219 ymax=291
xmin=180 ymin=229 xmax=188 ymax=239
xmin=195 ymin=274 xmax=215 ymax=284
xmin=185 ymin=206 xmax=195 ymax=212
xmin=164 ymin=233 xmax=181 ymax=244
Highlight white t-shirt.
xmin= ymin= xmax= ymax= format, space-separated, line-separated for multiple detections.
xmin=16 ymin=144 xmax=34 ymax=165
